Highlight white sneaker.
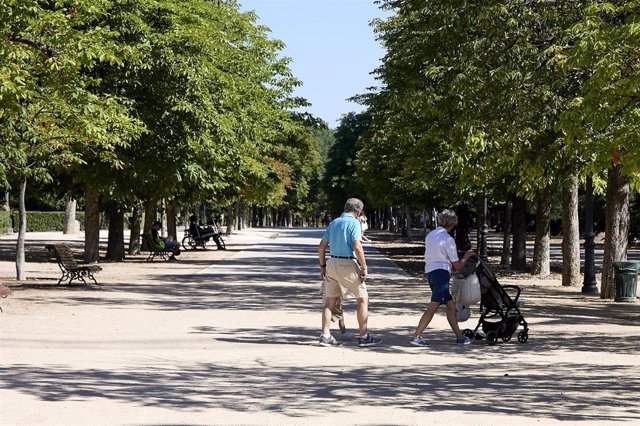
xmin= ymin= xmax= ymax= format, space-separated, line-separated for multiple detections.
xmin=319 ymin=335 xmax=342 ymax=347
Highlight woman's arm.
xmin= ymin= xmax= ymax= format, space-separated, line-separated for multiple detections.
xmin=452 ymin=250 xmax=475 ymax=272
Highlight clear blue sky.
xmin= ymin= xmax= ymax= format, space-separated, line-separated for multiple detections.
xmin=239 ymin=0 xmax=388 ymax=128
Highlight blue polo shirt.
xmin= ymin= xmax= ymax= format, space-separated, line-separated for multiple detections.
xmin=322 ymin=212 xmax=362 ymax=257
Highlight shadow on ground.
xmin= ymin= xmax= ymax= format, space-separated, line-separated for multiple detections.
xmin=1 ymin=328 xmax=638 ymax=422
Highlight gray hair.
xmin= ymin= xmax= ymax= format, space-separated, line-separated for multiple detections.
xmin=438 ymin=209 xmax=458 ymax=227
xmin=344 ymin=198 xmax=364 ymax=213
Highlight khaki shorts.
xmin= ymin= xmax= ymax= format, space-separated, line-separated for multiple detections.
xmin=324 ymin=258 xmax=368 ymax=299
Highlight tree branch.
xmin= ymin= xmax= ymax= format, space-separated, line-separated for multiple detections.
xmin=8 ymin=35 xmax=57 ymax=57
xmin=599 ymin=97 xmax=639 ymax=134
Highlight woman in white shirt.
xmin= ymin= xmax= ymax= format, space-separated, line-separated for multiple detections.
xmin=410 ymin=209 xmax=475 ymax=346
xmin=358 ymin=213 xmax=369 ymax=242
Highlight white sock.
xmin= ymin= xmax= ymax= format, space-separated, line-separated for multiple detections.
xmin=360 ymin=333 xmax=369 ymax=339
xmin=322 ymin=332 xmax=331 ymax=339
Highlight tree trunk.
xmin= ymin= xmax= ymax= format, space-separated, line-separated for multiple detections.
xmin=235 ymin=203 xmax=242 ymax=230
xmin=226 ymin=204 xmax=234 ymax=234
xmin=601 ymin=164 xmax=630 ymax=298
xmin=562 ymin=175 xmax=581 ymax=287
xmin=532 ymin=186 xmax=552 ymax=277
xmin=370 ymin=209 xmax=376 ymax=230
xmin=403 ymin=205 xmax=413 ymax=239
xmin=128 ymin=201 xmax=142 ymax=255
xmin=501 ymin=200 xmax=512 ymax=267
xmin=160 ymin=198 xmax=167 ymax=238
xmin=455 ymin=204 xmax=472 ymax=251
xmin=63 ymin=197 xmax=80 ymax=234
xmin=166 ymin=199 xmax=177 ymax=241
xmin=105 ymin=202 xmax=125 ymax=261
xmin=142 ymin=197 xmax=157 ymax=251
xmin=511 ymin=195 xmax=527 ymax=271
xmin=251 ymin=205 xmax=258 ymax=227
xmin=15 ymin=178 xmax=27 ymax=281
xmin=84 ymin=183 xmax=100 ymax=263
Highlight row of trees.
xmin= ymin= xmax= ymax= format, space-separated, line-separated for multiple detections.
xmin=330 ymin=0 xmax=638 ymax=299
xmin=3 ymin=1 xmax=638 ymax=302
xmin=0 ymin=0 xmax=331 ymax=279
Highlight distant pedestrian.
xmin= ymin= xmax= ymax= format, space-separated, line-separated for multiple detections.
xmin=410 ymin=209 xmax=475 ymax=346
xmin=358 ymin=212 xmax=370 ymax=242
xmin=318 ymin=198 xmax=382 ymax=347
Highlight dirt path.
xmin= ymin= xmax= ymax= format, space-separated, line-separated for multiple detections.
xmin=0 ymin=228 xmax=639 ymax=425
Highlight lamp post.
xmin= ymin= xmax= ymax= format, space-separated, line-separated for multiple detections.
xmin=582 ymin=175 xmax=599 ymax=294
xmin=480 ymin=188 xmax=489 ymax=261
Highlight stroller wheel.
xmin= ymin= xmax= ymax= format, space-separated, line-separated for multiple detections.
xmin=502 ymin=335 xmax=512 ymax=343
xmin=517 ymin=330 xmax=529 ymax=343
xmin=463 ymin=329 xmax=475 ymax=339
xmin=486 ymin=331 xmax=498 ymax=345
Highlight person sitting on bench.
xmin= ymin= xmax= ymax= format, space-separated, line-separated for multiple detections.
xmin=150 ymin=221 xmax=181 ymax=260
xmin=189 ymin=215 xmax=225 ymax=250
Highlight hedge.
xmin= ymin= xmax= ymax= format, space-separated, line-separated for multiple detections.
xmin=7 ymin=211 xmax=108 ymax=232
xmin=0 ymin=211 xmax=11 ymax=230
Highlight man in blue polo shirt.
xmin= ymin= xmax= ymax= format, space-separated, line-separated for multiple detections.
xmin=318 ymin=198 xmax=382 ymax=347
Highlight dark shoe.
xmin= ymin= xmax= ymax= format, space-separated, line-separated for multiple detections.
xmin=341 ymin=332 xmax=355 ymax=341
xmin=358 ymin=333 xmax=383 ymax=347
xmin=169 ymin=255 xmax=178 ymax=261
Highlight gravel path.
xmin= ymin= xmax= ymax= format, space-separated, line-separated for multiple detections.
xmin=0 ymin=228 xmax=639 ymax=425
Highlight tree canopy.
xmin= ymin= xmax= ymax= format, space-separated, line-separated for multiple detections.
xmin=1 ymin=0 xmax=319 ymax=211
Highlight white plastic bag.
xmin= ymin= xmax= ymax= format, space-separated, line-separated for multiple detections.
xmin=453 ymin=273 xmax=481 ymax=305
xmin=455 ymin=303 xmax=470 ymax=322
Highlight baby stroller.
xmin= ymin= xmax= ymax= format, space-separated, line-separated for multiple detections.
xmin=463 ymin=257 xmax=529 ymax=345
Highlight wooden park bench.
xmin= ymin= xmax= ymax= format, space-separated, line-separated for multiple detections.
xmin=141 ymin=232 xmax=173 ymax=262
xmin=45 ymin=244 xmax=102 ymax=285
xmin=146 ymin=247 xmax=172 ymax=262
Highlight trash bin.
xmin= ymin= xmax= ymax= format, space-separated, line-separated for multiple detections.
xmin=612 ymin=261 xmax=640 ymax=302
